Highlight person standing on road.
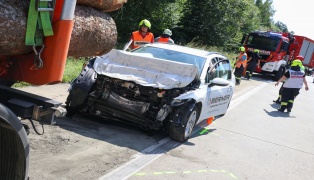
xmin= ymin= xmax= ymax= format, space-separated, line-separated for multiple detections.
xmin=273 ymin=55 xmax=305 ymax=104
xmin=234 ymin=47 xmax=247 ymax=85
xmin=128 ymin=19 xmax=154 ymax=50
xmin=245 ymin=49 xmax=261 ymax=80
xmin=154 ymin=29 xmax=174 ymax=44
xmin=275 ymin=59 xmax=309 ymax=112
xmin=273 ymin=79 xmax=285 ymax=104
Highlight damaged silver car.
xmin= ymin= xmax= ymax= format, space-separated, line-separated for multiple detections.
xmin=65 ymin=43 xmax=235 ymax=142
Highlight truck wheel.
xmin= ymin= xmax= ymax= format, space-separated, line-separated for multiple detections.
xmin=169 ymin=105 xmax=199 ymax=142
xmin=274 ymin=66 xmax=284 ymax=81
xmin=65 ymin=59 xmax=96 ymax=117
xmin=0 ymin=103 xmax=29 ymax=180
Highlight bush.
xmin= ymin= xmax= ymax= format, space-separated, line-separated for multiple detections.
xmin=62 ymin=57 xmax=87 ymax=83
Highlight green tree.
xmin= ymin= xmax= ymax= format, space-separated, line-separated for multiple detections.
xmin=274 ymin=21 xmax=288 ymax=32
xmin=177 ymin=0 xmax=261 ymax=50
xmin=255 ymin=0 xmax=275 ymax=28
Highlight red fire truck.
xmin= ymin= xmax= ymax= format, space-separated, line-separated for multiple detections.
xmin=241 ymin=31 xmax=314 ymax=80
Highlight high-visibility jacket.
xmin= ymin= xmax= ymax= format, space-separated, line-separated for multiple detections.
xmin=158 ymin=37 xmax=170 ymax=43
xmin=235 ymin=53 xmax=247 ymax=68
xmin=283 ymin=69 xmax=305 ymax=89
xmin=157 ymin=37 xmax=175 ymax=44
xmin=132 ymin=31 xmax=154 ymax=49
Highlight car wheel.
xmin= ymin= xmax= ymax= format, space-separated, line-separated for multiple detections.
xmin=169 ymin=105 xmax=199 ymax=142
xmin=65 ymin=59 xmax=96 ymax=117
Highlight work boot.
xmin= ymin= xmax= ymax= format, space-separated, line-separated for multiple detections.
xmin=236 ymin=79 xmax=240 ymax=85
xmin=287 ymin=109 xmax=291 ymax=113
xmin=277 ymin=108 xmax=285 ymax=112
xmin=273 ymin=98 xmax=280 ymax=104
xmin=245 ymin=73 xmax=249 ymax=80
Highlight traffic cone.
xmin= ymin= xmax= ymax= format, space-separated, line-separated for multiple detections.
xmin=207 ymin=117 xmax=215 ymax=124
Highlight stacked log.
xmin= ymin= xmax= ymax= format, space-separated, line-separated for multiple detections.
xmin=0 ymin=0 xmax=31 ymax=55
xmin=68 ymin=5 xmax=118 ymax=57
xmin=77 ymin=0 xmax=127 ymax=12
xmin=0 ymin=0 xmax=127 ymax=57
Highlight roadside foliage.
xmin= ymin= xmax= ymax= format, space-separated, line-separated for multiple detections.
xmin=110 ymin=0 xmax=287 ymax=52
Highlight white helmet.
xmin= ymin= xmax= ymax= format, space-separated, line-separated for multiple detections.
xmin=163 ymin=29 xmax=172 ymax=36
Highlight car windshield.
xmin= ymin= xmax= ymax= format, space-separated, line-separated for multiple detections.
xmin=132 ymin=46 xmax=206 ymax=74
xmin=246 ymin=35 xmax=280 ymax=51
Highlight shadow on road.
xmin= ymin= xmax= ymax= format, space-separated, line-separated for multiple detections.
xmin=263 ymin=109 xmax=296 ymax=118
xmin=54 ymin=114 xmax=167 ymax=152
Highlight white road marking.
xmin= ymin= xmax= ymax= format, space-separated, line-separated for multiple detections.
xmin=228 ymin=82 xmax=270 ymax=111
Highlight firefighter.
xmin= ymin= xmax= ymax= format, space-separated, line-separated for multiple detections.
xmin=129 ymin=19 xmax=154 ymax=50
xmin=245 ymin=49 xmax=261 ymax=80
xmin=273 ymin=55 xmax=305 ymax=104
xmin=154 ymin=29 xmax=174 ymax=44
xmin=275 ymin=59 xmax=309 ymax=112
xmin=234 ymin=47 xmax=247 ymax=85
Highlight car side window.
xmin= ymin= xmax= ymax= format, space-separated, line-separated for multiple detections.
xmin=205 ymin=58 xmax=232 ymax=83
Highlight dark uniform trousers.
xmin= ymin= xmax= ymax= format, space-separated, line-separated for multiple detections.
xmin=234 ymin=65 xmax=244 ymax=84
xmin=245 ymin=62 xmax=257 ymax=80
xmin=279 ymin=87 xmax=300 ymax=111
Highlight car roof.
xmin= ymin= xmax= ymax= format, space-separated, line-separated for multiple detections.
xmin=146 ymin=43 xmax=215 ymax=58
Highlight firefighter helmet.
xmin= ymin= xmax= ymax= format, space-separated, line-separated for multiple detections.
xmin=291 ymin=60 xmax=302 ymax=67
xmin=239 ymin=47 xmax=245 ymax=52
xmin=163 ymin=29 xmax=172 ymax=36
xmin=139 ymin=19 xmax=151 ymax=29
xmin=254 ymin=49 xmax=260 ymax=53
xmin=295 ymin=55 xmax=304 ymax=61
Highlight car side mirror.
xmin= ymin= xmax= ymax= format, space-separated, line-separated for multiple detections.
xmin=208 ymin=78 xmax=230 ymax=87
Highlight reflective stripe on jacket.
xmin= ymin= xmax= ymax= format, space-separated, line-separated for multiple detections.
xmin=132 ymin=31 xmax=154 ymax=49
xmin=283 ymin=69 xmax=305 ymax=89
xmin=235 ymin=53 xmax=247 ymax=68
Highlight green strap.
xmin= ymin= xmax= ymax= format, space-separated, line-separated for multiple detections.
xmin=39 ymin=1 xmax=54 ymax=37
xmin=25 ymin=0 xmax=54 ymax=46
xmin=25 ymin=0 xmax=38 ymax=45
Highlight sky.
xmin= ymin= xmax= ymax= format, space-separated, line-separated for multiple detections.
xmin=272 ymin=0 xmax=314 ymax=40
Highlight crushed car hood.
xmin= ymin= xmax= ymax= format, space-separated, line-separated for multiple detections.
xmin=93 ymin=49 xmax=199 ymax=89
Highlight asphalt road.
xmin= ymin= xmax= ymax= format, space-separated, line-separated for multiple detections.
xmin=121 ymin=77 xmax=314 ymax=180
xmin=102 ymin=75 xmax=314 ymax=180
xmin=19 ymin=75 xmax=314 ymax=180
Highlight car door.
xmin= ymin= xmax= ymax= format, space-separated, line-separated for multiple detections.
xmin=204 ymin=58 xmax=234 ymax=118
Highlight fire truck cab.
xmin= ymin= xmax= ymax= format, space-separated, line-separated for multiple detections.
xmin=241 ymin=31 xmax=314 ymax=80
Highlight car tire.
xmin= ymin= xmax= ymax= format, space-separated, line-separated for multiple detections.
xmin=65 ymin=59 xmax=96 ymax=117
xmin=169 ymin=105 xmax=199 ymax=142
xmin=0 ymin=103 xmax=29 ymax=180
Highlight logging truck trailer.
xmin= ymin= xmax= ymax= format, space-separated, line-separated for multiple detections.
xmin=241 ymin=31 xmax=314 ymax=80
xmin=0 ymin=1 xmax=76 ymax=179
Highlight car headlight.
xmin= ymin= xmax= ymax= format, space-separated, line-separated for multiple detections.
xmin=172 ymin=99 xmax=182 ymax=103
xmin=171 ymin=99 xmax=191 ymax=107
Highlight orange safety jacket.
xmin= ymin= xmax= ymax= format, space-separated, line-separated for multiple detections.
xmin=158 ymin=37 xmax=170 ymax=43
xmin=235 ymin=53 xmax=247 ymax=68
xmin=132 ymin=31 xmax=154 ymax=49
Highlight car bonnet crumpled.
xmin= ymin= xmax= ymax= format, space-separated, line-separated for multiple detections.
xmin=93 ymin=49 xmax=199 ymax=89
